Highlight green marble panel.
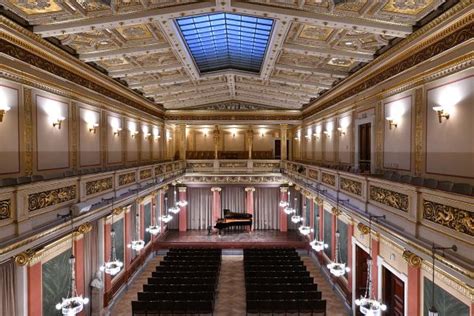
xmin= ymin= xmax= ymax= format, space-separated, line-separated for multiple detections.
xmin=423 ymin=277 xmax=469 ymax=316
xmin=305 ymin=198 xmax=311 ymax=223
xmin=313 ymin=201 xmax=319 ymax=234
xmin=144 ymin=203 xmax=152 ymax=245
xmin=112 ymin=218 xmax=124 ymax=273
xmin=42 ymin=249 xmax=72 ymax=316
xmin=338 ymin=219 xmax=348 ymax=277
xmin=324 ymin=210 xmax=332 ymax=258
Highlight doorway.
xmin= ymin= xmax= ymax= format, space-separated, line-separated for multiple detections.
xmin=274 ymin=139 xmax=290 ymax=160
xmin=382 ymin=266 xmax=405 ymax=316
xmin=355 ymin=245 xmax=370 ymax=316
xmin=358 ymin=123 xmax=371 ymax=173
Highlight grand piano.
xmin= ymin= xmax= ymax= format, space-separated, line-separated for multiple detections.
xmin=214 ymin=209 xmax=252 ymax=234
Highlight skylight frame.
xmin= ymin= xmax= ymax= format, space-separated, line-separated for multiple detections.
xmin=175 ymin=12 xmax=274 ymax=74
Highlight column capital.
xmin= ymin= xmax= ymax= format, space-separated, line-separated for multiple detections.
xmin=357 ymin=222 xmax=371 ymax=235
xmin=211 ymin=187 xmax=222 ymax=192
xmin=178 ymin=186 xmax=187 ymax=193
xmin=245 ymin=187 xmax=255 ymax=192
xmin=331 ymin=207 xmax=342 ymax=217
xmin=280 ymin=186 xmax=289 ymax=193
xmin=403 ymin=250 xmax=423 ymax=268
xmin=14 ymin=249 xmax=37 ymax=266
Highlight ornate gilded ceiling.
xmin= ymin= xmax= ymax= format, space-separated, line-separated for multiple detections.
xmin=2 ymin=0 xmax=442 ymax=110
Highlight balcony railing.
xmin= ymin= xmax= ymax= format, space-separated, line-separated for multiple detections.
xmin=186 ymin=159 xmax=281 ymax=173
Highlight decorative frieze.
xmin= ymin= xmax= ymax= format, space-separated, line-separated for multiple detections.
xmin=369 ymin=185 xmax=408 ymax=212
xmin=188 ymin=162 xmax=213 ymax=168
xmin=321 ymin=172 xmax=336 ymax=186
xmin=402 ymin=250 xmax=422 ymax=268
xmin=181 ymin=175 xmax=286 ymax=185
xmin=220 ymin=162 xmax=247 ymax=168
xmin=165 ymin=164 xmax=173 ymax=172
xmin=423 ymin=200 xmax=473 ymax=237
xmin=140 ymin=169 xmax=152 ymax=180
xmin=340 ymin=177 xmax=362 ymax=196
xmin=85 ymin=177 xmax=113 ymax=196
xmin=118 ymin=172 xmax=136 ymax=186
xmin=155 ymin=165 xmax=164 ymax=175
xmin=28 ymin=185 xmax=77 ymax=212
xmin=0 ymin=199 xmax=11 ymax=220
xmin=253 ymin=162 xmax=279 ymax=168
xmin=308 ymin=169 xmax=318 ymax=180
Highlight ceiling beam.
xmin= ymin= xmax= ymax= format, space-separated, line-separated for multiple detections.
xmin=128 ymin=77 xmax=191 ymax=89
xmin=109 ymin=63 xmax=183 ymax=78
xmin=231 ymin=1 xmax=412 ymax=37
xmin=235 ymin=83 xmax=318 ymax=98
xmin=270 ymin=78 xmax=331 ymax=90
xmin=164 ymin=94 xmax=230 ymax=108
xmin=226 ymin=74 xmax=236 ymax=98
xmin=34 ymin=1 xmax=216 ymax=36
xmin=146 ymin=83 xmax=228 ymax=98
xmin=235 ymin=91 xmax=303 ymax=105
xmin=283 ymin=43 xmax=373 ymax=62
xmin=274 ymin=64 xmax=347 ymax=78
xmin=234 ymin=96 xmax=300 ymax=109
xmin=158 ymin=89 xmax=230 ymax=102
xmin=80 ymin=43 xmax=171 ymax=62
xmin=259 ymin=19 xmax=292 ymax=81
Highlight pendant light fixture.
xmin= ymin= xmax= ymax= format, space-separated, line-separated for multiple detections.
xmin=160 ymin=196 xmax=173 ymax=223
xmin=279 ymin=187 xmax=289 ymax=208
xmin=168 ymin=184 xmax=180 ymax=214
xmin=176 ymin=185 xmax=188 ymax=207
xmin=327 ymin=202 xmax=350 ymax=277
xmin=428 ymin=243 xmax=457 ymax=316
xmin=56 ymin=217 xmax=89 ymax=315
xmin=283 ymin=190 xmax=295 ymax=215
xmin=310 ymin=213 xmax=329 ymax=252
xmin=146 ymin=194 xmax=161 ymax=236
xmin=100 ymin=210 xmax=124 ymax=276
xmin=128 ymin=205 xmax=145 ymax=252
xmin=354 ymin=215 xmax=387 ymax=315
xmin=291 ymin=194 xmax=303 ymax=224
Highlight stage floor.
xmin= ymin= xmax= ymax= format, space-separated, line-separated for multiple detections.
xmin=157 ymin=230 xmax=308 ymax=249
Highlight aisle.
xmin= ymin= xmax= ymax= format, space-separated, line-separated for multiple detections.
xmin=213 ymin=255 xmax=246 ymax=316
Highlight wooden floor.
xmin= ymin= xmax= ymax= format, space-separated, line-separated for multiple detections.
xmin=157 ymin=230 xmax=308 ymax=249
xmin=110 ymin=254 xmax=349 ymax=316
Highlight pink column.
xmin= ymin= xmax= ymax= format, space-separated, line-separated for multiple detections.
xmin=279 ymin=187 xmax=288 ymax=232
xmin=407 ymin=264 xmax=421 ymax=316
xmin=159 ymin=189 xmax=165 ymax=234
xmin=245 ymin=187 xmax=255 ymax=231
xmin=28 ymin=262 xmax=42 ymax=316
xmin=139 ymin=201 xmax=145 ymax=240
xmin=309 ymin=199 xmax=315 ymax=239
xmin=178 ymin=187 xmax=187 ymax=232
xmin=211 ymin=187 xmax=222 ymax=224
xmin=318 ymin=203 xmax=324 ymax=240
xmin=371 ymin=237 xmax=380 ymax=296
xmin=124 ymin=208 xmax=132 ymax=268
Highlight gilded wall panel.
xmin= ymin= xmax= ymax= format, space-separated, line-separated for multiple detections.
xmin=340 ymin=177 xmax=362 ymax=196
xmin=369 ymin=185 xmax=409 ymax=212
xmin=139 ymin=169 xmax=152 ymax=180
xmin=28 ymin=185 xmax=77 ymax=212
xmin=321 ymin=172 xmax=336 ymax=186
xmin=423 ymin=200 xmax=473 ymax=237
xmin=118 ymin=172 xmax=136 ymax=186
xmin=85 ymin=177 xmax=113 ymax=196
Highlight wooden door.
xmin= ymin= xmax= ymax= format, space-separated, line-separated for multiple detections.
xmin=355 ymin=246 xmax=369 ymax=316
xmin=358 ymin=123 xmax=371 ymax=173
xmin=382 ymin=267 xmax=405 ymax=316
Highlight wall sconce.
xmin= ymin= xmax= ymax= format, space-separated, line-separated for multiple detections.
xmin=386 ymin=116 xmax=398 ymax=130
xmin=130 ymin=130 xmax=139 ymax=138
xmin=432 ymin=106 xmax=450 ymax=123
xmin=154 ymin=134 xmax=160 ymax=141
xmin=52 ymin=116 xmax=65 ymax=129
xmin=89 ymin=123 xmax=99 ymax=134
xmin=113 ymin=128 xmax=122 ymax=136
xmin=202 ymin=128 xmax=209 ymax=138
xmin=0 ymin=105 xmax=11 ymax=123
xmin=145 ymin=132 xmax=152 ymax=140
xmin=313 ymin=133 xmax=320 ymax=140
xmin=337 ymin=127 xmax=345 ymax=136
xmin=231 ymin=129 xmax=237 ymax=138
xmin=323 ymin=130 xmax=331 ymax=138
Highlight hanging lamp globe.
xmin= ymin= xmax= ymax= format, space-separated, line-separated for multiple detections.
xmin=146 ymin=225 xmax=161 ymax=235
xmin=160 ymin=214 xmax=173 ymax=223
xmin=298 ymin=225 xmax=312 ymax=235
xmin=291 ymin=215 xmax=302 ymax=223
xmin=128 ymin=240 xmax=145 ymax=251
xmin=309 ymin=239 xmax=328 ymax=252
xmin=279 ymin=200 xmax=289 ymax=208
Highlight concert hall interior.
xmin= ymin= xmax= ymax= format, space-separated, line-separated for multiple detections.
xmin=0 ymin=1 xmax=472 ymax=316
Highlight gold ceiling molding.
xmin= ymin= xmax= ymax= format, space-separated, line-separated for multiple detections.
xmin=0 ymin=17 xmax=164 ymax=116
xmin=302 ymin=0 xmax=473 ymax=118
xmin=402 ymin=249 xmax=423 ymax=268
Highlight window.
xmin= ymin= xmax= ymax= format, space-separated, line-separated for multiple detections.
xmin=176 ymin=13 xmax=274 ymax=73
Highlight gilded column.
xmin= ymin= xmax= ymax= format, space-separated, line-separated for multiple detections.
xmin=279 ymin=187 xmax=288 ymax=232
xmin=22 ymin=87 xmax=33 ymax=176
xmin=211 ymin=187 xmax=222 ymax=224
xmin=414 ymin=88 xmax=424 ymax=175
xmin=247 ymin=128 xmax=254 ymax=159
xmin=178 ymin=124 xmax=186 ymax=160
xmin=288 ymin=130 xmax=293 ymax=161
xmin=71 ymin=102 xmax=78 ymax=171
xmin=213 ymin=125 xmax=220 ymax=159
xmin=178 ymin=186 xmax=187 ymax=232
xmin=280 ymin=124 xmax=288 ymax=161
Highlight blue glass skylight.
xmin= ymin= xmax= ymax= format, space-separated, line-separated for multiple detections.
xmin=176 ymin=13 xmax=274 ymax=74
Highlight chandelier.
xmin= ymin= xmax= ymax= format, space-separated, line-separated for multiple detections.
xmin=160 ymin=196 xmax=173 ymax=223
xmin=290 ymin=194 xmax=302 ymax=223
xmin=327 ymin=230 xmax=350 ymax=277
xmin=168 ymin=185 xmax=181 ymax=214
xmin=127 ymin=209 xmax=145 ymax=252
xmin=100 ymin=212 xmax=123 ymax=276
xmin=309 ymin=214 xmax=328 ymax=252
xmin=355 ymin=215 xmax=387 ymax=315
xmin=146 ymin=195 xmax=161 ymax=235
xmin=283 ymin=190 xmax=295 ymax=214
xmin=56 ymin=218 xmax=89 ymax=315
xmin=298 ymin=225 xmax=312 ymax=235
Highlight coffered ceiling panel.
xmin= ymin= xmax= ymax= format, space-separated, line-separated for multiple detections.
xmin=2 ymin=0 xmax=444 ymax=111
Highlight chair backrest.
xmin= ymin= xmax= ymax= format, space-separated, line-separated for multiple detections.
xmin=437 ymin=181 xmax=454 ymax=192
xmin=410 ymin=177 xmax=424 ymax=186
xmin=383 ymin=171 xmax=394 ymax=180
xmin=424 ymin=178 xmax=438 ymax=189
xmin=400 ymin=175 xmax=412 ymax=184
xmin=452 ymin=183 xmax=473 ymax=195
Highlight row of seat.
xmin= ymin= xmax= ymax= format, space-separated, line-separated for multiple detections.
xmin=132 ymin=248 xmax=221 ymax=315
xmin=244 ymin=248 xmax=326 ymax=316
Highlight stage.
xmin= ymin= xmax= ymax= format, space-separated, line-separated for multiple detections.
xmin=156 ymin=230 xmax=309 ymax=249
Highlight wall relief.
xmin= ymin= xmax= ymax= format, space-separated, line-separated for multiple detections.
xmin=85 ymin=178 xmax=113 ymax=196
xmin=369 ymin=185 xmax=408 ymax=212
xmin=28 ymin=185 xmax=77 ymax=212
xmin=423 ymin=200 xmax=473 ymax=237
